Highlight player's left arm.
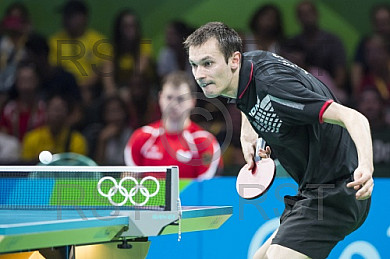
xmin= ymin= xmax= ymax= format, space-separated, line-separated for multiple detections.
xmin=322 ymin=102 xmax=374 ymax=200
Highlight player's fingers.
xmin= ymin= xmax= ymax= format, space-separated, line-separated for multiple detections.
xmin=257 ymin=146 xmax=271 ymax=158
xmin=346 ymin=179 xmax=360 ymax=188
xmin=350 ymin=177 xmax=372 ymax=192
xmin=347 ymin=179 xmax=367 ymax=189
xmin=246 ymin=159 xmax=255 ymax=170
xmin=346 ymin=172 xmax=368 ymax=188
xmin=243 ymin=142 xmax=256 ymax=169
xmin=265 ymin=146 xmax=271 ymax=157
xmin=243 ymin=148 xmax=255 ymax=170
xmin=257 ymin=149 xmax=268 ymax=158
xmin=356 ymin=184 xmax=374 ymax=200
xmin=355 ymin=178 xmax=374 ymax=199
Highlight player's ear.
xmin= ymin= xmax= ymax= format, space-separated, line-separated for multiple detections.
xmin=230 ymin=51 xmax=241 ymax=70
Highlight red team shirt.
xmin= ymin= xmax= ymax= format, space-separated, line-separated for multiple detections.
xmin=124 ymin=120 xmax=221 ymax=179
xmin=0 ymin=100 xmax=46 ymax=141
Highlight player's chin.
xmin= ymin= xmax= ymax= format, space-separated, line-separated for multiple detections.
xmin=202 ymin=88 xmax=219 ymax=98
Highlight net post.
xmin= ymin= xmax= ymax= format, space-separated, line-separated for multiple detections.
xmin=166 ymin=166 xmax=179 ymax=211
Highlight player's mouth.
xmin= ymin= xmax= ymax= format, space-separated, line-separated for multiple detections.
xmin=199 ymin=82 xmax=213 ymax=88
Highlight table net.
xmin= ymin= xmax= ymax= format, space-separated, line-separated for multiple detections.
xmin=0 ymin=166 xmax=178 ymax=211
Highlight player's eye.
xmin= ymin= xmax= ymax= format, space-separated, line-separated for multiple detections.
xmin=204 ymin=61 xmax=212 ymax=67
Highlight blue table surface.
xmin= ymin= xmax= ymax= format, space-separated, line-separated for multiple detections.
xmin=0 ymin=206 xmax=232 ymax=236
xmin=0 ymin=209 xmax=128 ymax=236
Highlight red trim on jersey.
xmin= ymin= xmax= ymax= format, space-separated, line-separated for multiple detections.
xmin=239 ymin=62 xmax=254 ymax=99
xmin=319 ymin=99 xmax=334 ymax=123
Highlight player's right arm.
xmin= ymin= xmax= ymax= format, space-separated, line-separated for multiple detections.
xmin=240 ymin=112 xmax=258 ymax=170
xmin=322 ymin=102 xmax=374 ymax=200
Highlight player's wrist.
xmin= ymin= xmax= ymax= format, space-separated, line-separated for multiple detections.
xmin=358 ymin=164 xmax=374 ymax=174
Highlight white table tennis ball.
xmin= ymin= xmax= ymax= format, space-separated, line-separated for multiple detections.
xmin=39 ymin=151 xmax=53 ymax=164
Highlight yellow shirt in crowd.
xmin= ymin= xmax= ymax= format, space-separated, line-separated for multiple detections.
xmin=48 ymin=29 xmax=112 ymax=85
xmin=22 ymin=126 xmax=87 ymax=161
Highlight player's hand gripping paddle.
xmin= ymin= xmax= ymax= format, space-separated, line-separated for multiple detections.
xmin=236 ymin=138 xmax=276 ymax=199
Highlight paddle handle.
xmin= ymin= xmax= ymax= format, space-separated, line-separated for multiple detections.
xmin=255 ymin=138 xmax=266 ymax=162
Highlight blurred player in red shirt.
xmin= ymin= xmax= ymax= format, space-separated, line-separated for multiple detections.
xmin=124 ymin=71 xmax=222 ymax=179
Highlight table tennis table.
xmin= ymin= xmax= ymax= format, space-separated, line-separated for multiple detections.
xmin=0 ymin=166 xmax=233 ymax=259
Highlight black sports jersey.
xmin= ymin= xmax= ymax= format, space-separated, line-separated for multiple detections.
xmin=236 ymin=50 xmax=357 ymax=189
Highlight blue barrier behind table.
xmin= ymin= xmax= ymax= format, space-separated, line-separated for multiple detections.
xmin=147 ymin=177 xmax=390 ymax=259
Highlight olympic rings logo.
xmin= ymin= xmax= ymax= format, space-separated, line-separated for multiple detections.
xmin=97 ymin=176 xmax=160 ymax=206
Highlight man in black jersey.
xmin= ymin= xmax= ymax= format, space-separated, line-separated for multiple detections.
xmin=184 ymin=22 xmax=373 ymax=259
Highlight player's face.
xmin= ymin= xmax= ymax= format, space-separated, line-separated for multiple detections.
xmin=159 ymin=83 xmax=195 ymax=122
xmin=188 ymin=38 xmax=240 ymax=98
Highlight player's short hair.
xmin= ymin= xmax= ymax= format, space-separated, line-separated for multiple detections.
xmin=161 ymin=71 xmax=197 ymax=97
xmin=183 ymin=22 xmax=242 ymax=63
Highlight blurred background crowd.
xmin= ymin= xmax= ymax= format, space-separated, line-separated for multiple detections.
xmin=0 ymin=0 xmax=389 ymax=177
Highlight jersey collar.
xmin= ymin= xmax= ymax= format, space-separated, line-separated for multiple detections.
xmin=237 ymin=55 xmax=254 ymax=100
xmin=227 ymin=54 xmax=254 ymax=104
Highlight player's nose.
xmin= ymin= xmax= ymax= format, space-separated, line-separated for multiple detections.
xmin=193 ymin=66 xmax=206 ymax=81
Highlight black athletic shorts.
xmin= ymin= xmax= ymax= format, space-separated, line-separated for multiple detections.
xmin=271 ymin=175 xmax=371 ymax=259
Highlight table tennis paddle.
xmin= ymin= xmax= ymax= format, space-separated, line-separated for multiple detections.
xmin=236 ymin=138 xmax=276 ymax=199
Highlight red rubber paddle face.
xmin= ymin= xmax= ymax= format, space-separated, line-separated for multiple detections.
xmin=236 ymin=158 xmax=276 ymax=199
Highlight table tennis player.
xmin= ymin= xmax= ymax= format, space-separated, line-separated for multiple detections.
xmin=124 ymin=71 xmax=222 ymax=179
xmin=184 ymin=22 xmax=373 ymax=259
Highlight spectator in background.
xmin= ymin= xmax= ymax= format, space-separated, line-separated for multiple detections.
xmin=48 ymin=0 xmax=111 ymax=106
xmin=124 ymin=71 xmax=221 ymax=179
xmin=358 ymin=34 xmax=390 ymax=104
xmin=87 ymin=95 xmax=132 ymax=165
xmin=351 ymin=4 xmax=390 ymax=95
xmin=279 ymin=39 xmax=348 ymax=104
xmin=25 ymin=34 xmax=81 ymax=105
xmin=357 ymin=89 xmax=390 ymax=177
xmin=157 ymin=20 xmax=193 ymax=79
xmin=0 ymin=2 xmax=31 ymax=93
xmin=21 ymin=94 xmax=87 ymax=163
xmin=102 ymin=9 xmax=154 ymax=96
xmin=291 ymin=0 xmax=348 ymax=91
xmin=120 ymin=73 xmax=160 ymax=129
xmin=0 ymin=132 xmax=21 ymax=164
xmin=244 ymin=4 xmax=285 ymax=53
xmin=24 ymin=33 xmax=84 ymax=129
xmin=0 ymin=61 xmax=45 ymax=142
